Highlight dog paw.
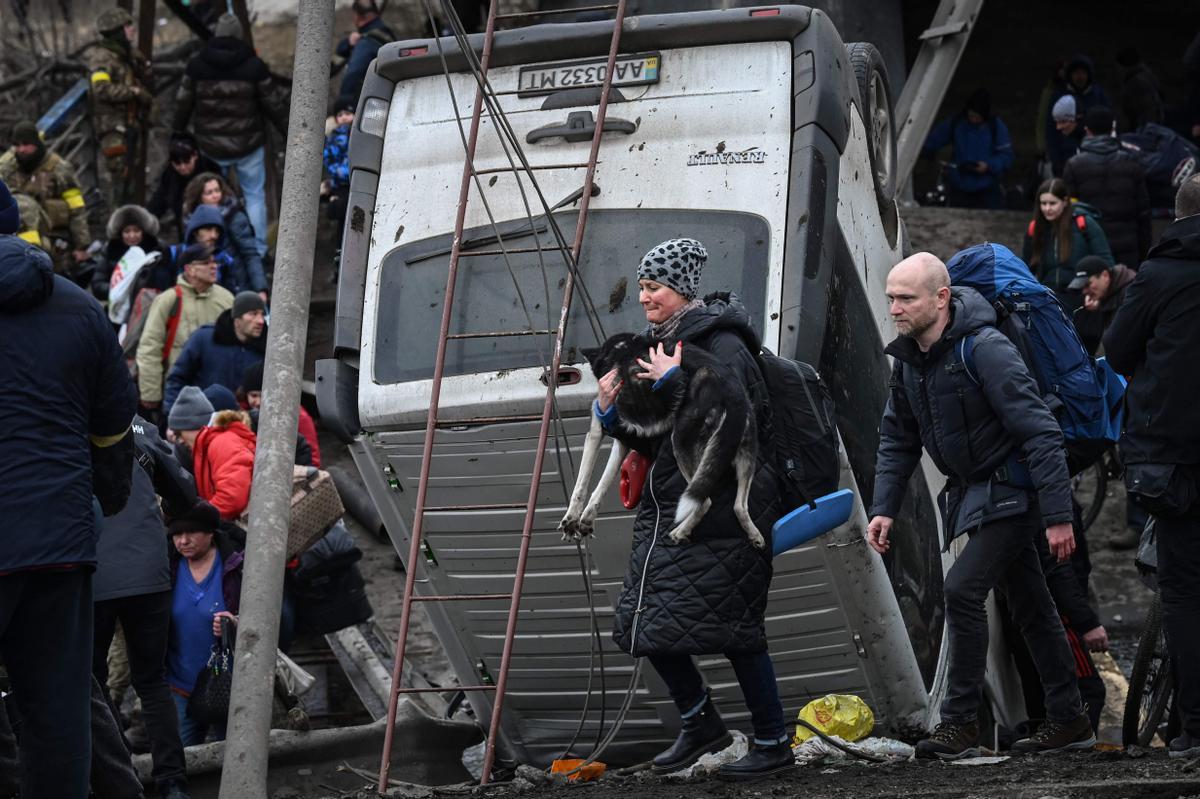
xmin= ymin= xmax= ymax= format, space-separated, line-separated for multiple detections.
xmin=748 ymin=531 xmax=766 ymax=550
xmin=576 ymin=517 xmax=595 ymax=538
xmin=558 ymin=516 xmax=581 ymax=541
xmin=667 ymin=526 xmax=691 ymax=546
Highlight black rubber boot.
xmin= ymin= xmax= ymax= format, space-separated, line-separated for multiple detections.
xmin=651 ymin=695 xmax=732 ymax=774
xmin=717 ymin=741 xmax=795 ymax=780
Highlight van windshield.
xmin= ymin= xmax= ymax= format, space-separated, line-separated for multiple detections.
xmin=373 ymin=209 xmax=770 ymax=384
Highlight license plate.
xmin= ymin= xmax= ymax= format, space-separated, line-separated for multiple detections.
xmin=517 ymin=52 xmax=660 ymax=97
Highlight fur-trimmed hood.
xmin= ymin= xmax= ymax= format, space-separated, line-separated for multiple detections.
xmin=106 ymin=204 xmax=160 ymax=240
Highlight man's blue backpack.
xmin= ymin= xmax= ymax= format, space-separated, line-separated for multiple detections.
xmin=947 ymin=243 xmax=1124 ymax=473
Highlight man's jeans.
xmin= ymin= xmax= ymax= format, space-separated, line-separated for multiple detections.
xmin=940 ymin=507 xmax=1084 ymax=725
xmin=0 ymin=570 xmax=93 ymax=798
xmin=213 ymin=147 xmax=269 ymax=257
xmin=648 ymin=650 xmax=788 ymax=744
xmin=1156 ymin=505 xmax=1200 ymax=737
xmin=94 ymin=591 xmax=187 ymax=790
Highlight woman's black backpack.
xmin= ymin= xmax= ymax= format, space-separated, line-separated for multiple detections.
xmin=758 ymin=350 xmax=840 ymax=509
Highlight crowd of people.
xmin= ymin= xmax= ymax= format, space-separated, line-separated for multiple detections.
xmin=0 ymin=6 xmax=383 ymax=796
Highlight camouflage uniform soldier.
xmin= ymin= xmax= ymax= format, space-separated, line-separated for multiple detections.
xmin=12 ymin=192 xmax=54 ymax=256
xmin=82 ymin=7 xmax=153 ymax=209
xmin=0 ymin=121 xmax=92 ymax=273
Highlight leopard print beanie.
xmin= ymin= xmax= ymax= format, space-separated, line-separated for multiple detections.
xmin=636 ymin=238 xmax=707 ymax=300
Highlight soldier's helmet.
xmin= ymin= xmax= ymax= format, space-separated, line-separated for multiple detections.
xmin=96 ymin=7 xmax=134 ymax=34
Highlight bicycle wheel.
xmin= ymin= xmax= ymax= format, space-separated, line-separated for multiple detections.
xmin=1073 ymin=460 xmax=1107 ymax=533
xmin=1122 ymin=593 xmax=1174 ymax=747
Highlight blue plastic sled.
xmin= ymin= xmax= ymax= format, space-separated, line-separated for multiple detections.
xmin=773 ymin=489 xmax=856 ymax=556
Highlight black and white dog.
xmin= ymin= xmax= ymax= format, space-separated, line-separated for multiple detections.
xmin=558 ymin=332 xmax=763 ymax=548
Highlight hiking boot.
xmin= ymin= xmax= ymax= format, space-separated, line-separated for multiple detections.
xmin=1109 ymin=526 xmax=1141 ymax=550
xmin=915 ymin=720 xmax=980 ymax=760
xmin=717 ymin=741 xmax=795 ymax=780
xmin=160 ymin=780 xmax=191 ymax=799
xmin=1169 ymin=733 xmax=1200 ymax=759
xmin=1011 ymin=713 xmax=1095 ymax=753
xmin=651 ymin=695 xmax=733 ymax=774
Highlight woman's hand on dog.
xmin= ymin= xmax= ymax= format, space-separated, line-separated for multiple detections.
xmin=597 ymin=368 xmax=623 ymax=412
xmin=636 ymin=341 xmax=683 ymax=381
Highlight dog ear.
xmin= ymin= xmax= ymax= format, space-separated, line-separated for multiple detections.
xmin=581 ymin=346 xmax=600 ymax=367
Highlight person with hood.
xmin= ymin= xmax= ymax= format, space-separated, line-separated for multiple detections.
xmin=177 ymin=203 xmax=259 ymax=295
xmin=90 ymin=204 xmax=170 ymax=301
xmin=1103 ymin=174 xmax=1200 ymax=760
xmin=335 ymin=1 xmax=395 ymax=112
xmin=593 ymin=239 xmax=789 ymax=779
xmin=1044 ymin=54 xmax=1110 ymax=174
xmin=148 ymin=133 xmax=222 ymax=241
xmin=1116 ymin=47 xmax=1164 ymax=133
xmin=173 ymin=13 xmax=289 ymax=259
xmin=82 ymin=7 xmax=153 ymax=210
xmin=241 ymin=361 xmax=320 ymax=467
xmin=164 ymin=291 xmax=267 ymax=413
xmin=182 ymin=172 xmax=267 ymax=299
xmin=136 ymin=244 xmax=234 ymax=425
xmin=92 ymin=415 xmax=197 ymax=799
xmin=0 ymin=120 xmax=92 ymax=272
xmin=0 ymin=178 xmax=138 ymax=798
xmin=921 ymin=89 xmax=1014 ymax=209
xmin=1022 ymin=177 xmax=1113 ymax=311
xmin=1064 ymin=106 xmax=1152 ymax=268
xmin=868 ymin=250 xmax=1092 ymax=759
xmin=170 ymin=387 xmax=256 ymax=520
xmin=164 ymin=499 xmax=243 ymax=746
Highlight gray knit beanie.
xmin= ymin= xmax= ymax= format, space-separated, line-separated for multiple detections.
xmin=169 ymin=385 xmax=215 ymax=431
xmin=214 ymin=13 xmax=244 ymax=40
xmin=636 ymin=238 xmax=707 ymax=300
xmin=1051 ymin=94 xmax=1077 ymax=122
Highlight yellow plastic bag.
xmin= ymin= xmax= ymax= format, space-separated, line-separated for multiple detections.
xmin=792 ymin=694 xmax=874 ymax=745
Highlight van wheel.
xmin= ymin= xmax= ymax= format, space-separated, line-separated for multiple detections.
xmin=846 ymin=42 xmax=897 ymax=211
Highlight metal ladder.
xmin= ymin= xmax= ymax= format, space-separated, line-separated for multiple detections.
xmin=377 ymin=0 xmax=630 ymax=789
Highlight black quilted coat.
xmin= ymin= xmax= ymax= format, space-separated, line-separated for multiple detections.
xmin=610 ymin=295 xmax=781 ymax=657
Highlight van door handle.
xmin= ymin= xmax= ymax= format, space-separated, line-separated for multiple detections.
xmin=526 ymin=110 xmax=637 ymax=144
xmin=541 ymin=366 xmax=582 ymax=387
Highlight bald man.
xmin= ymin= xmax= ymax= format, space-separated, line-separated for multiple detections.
xmin=867 ymin=252 xmax=1092 ymax=759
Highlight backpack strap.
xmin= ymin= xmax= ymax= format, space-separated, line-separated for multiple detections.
xmin=958 ymin=334 xmax=980 ymax=386
xmin=1027 ymin=219 xmax=1037 ymax=238
xmin=161 ymin=286 xmax=184 ymax=364
xmin=1075 ymin=213 xmax=1087 ymax=232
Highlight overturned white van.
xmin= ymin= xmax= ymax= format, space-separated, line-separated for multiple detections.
xmin=317 ymin=5 xmax=995 ymax=767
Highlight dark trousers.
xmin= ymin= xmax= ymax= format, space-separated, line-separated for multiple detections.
xmin=93 ymin=591 xmax=186 ymax=790
xmin=87 ymin=675 xmax=143 ymax=799
xmin=648 ymin=650 xmax=787 ymax=744
xmin=0 ymin=570 xmax=93 ymax=798
xmin=1155 ymin=507 xmax=1200 ymax=737
xmin=940 ymin=509 xmax=1083 ymax=725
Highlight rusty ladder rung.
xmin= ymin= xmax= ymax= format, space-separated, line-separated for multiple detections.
xmin=392 ymin=685 xmax=496 ymax=694
xmin=495 ymin=4 xmax=617 ymax=20
xmin=447 ymin=328 xmax=557 ymax=340
xmin=424 ymin=502 xmax=528 ymax=511
xmin=412 ymin=593 xmax=513 ymax=602
xmin=458 ymin=245 xmax=571 ymax=257
xmin=473 ymin=163 xmax=593 ymax=175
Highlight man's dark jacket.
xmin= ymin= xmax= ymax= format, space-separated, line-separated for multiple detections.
xmin=163 ymin=309 xmax=267 ymax=412
xmin=871 ymin=287 xmax=1073 ymax=543
xmin=335 ymin=16 xmax=395 ymax=112
xmin=609 ymin=294 xmax=781 ymax=656
xmin=93 ymin=415 xmax=198 ymax=602
xmin=1063 ymin=136 xmax=1152 ymax=268
xmin=0 ymin=235 xmax=137 ymax=572
xmin=1104 ymin=214 xmax=1200 ymax=465
xmin=173 ymin=36 xmax=289 ymax=159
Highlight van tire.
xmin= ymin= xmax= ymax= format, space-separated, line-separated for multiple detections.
xmin=846 ymin=42 xmax=897 ymax=212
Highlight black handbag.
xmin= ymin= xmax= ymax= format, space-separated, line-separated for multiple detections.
xmin=187 ymin=617 xmax=235 ymax=724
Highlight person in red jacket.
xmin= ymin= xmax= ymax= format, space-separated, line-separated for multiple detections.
xmin=168 ymin=386 xmax=255 ymax=520
xmin=240 ymin=361 xmax=320 ymax=467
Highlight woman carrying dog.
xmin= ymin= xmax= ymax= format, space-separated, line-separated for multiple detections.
xmin=594 ymin=238 xmax=790 ymax=779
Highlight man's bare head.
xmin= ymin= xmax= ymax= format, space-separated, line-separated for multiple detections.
xmin=885 ymin=252 xmax=952 ymax=346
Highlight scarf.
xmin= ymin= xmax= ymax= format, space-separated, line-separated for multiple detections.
xmin=649 ymin=298 xmax=704 ymax=341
